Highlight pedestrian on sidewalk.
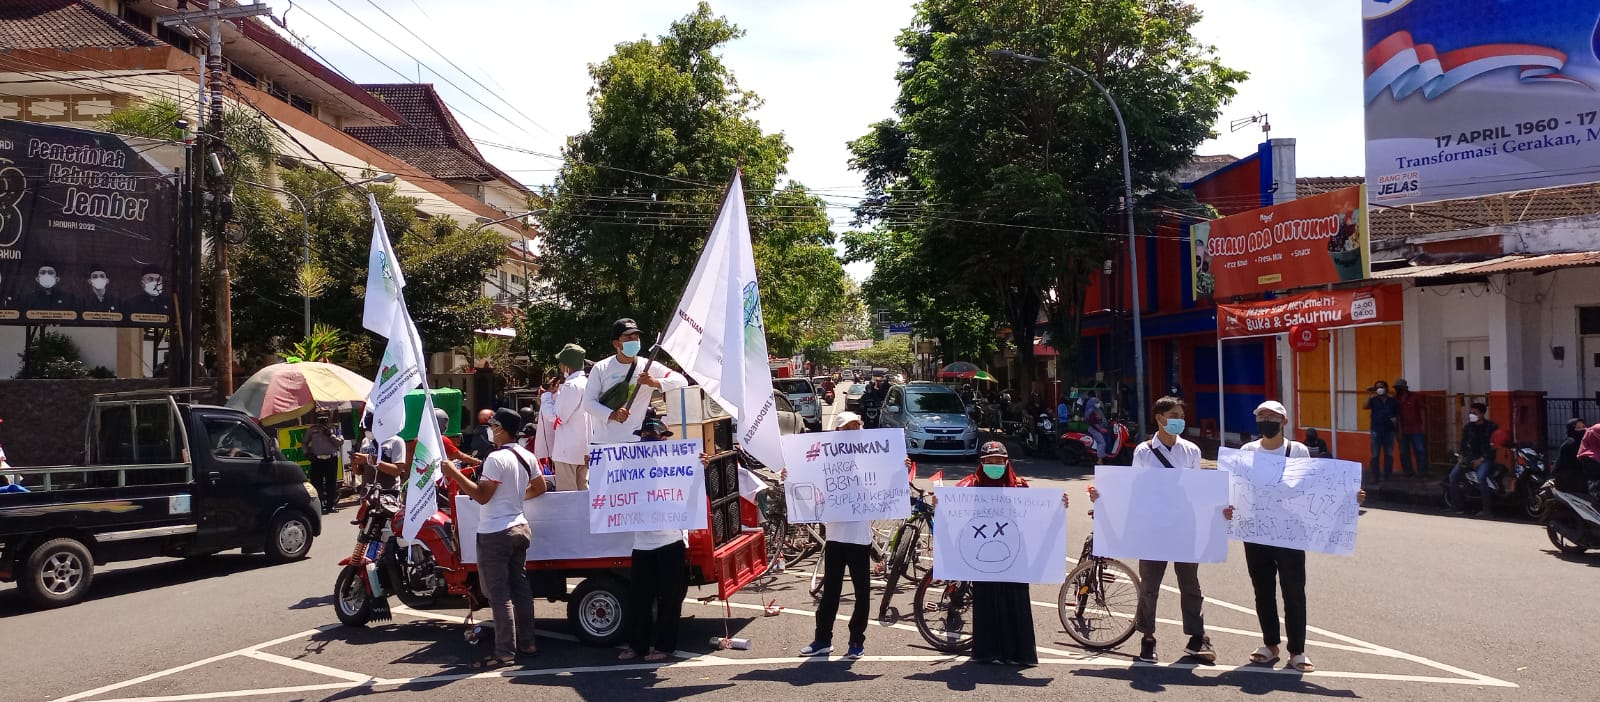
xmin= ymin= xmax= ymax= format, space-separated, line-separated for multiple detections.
xmin=441 ymin=408 xmax=549 ymax=669
xmin=1365 ymin=380 xmax=1399 ymax=483
xmin=1238 ymin=401 xmax=1365 ymax=674
xmin=1394 ymin=379 xmax=1428 ymax=477
xmin=1447 ymin=403 xmax=1498 ymax=514
xmin=794 ymin=411 xmax=873 ymax=660
xmin=1088 ymin=395 xmax=1221 ymax=665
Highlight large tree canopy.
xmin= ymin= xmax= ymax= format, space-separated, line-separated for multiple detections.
xmin=849 ymin=0 xmax=1244 ymax=394
xmin=526 ymin=3 xmax=854 ymax=361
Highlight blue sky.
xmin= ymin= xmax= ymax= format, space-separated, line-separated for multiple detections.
xmin=284 ymin=1 xmax=1365 ymax=274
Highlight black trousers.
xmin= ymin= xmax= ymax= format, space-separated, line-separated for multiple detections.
xmin=628 ymin=541 xmax=688 ymax=655
xmin=309 ymin=456 xmax=339 ymax=512
xmin=1244 ymin=543 xmax=1307 ymax=655
xmin=814 ymin=541 xmax=871 ymax=647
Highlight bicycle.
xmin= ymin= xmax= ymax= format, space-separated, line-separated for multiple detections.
xmin=1057 ymin=530 xmax=1140 ymax=649
xmin=875 ymin=484 xmax=935 ymax=621
xmin=749 ymin=467 xmax=827 ymax=589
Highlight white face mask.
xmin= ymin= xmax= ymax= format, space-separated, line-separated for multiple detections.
xmin=37 ymin=274 xmax=56 ymax=289
xmin=89 ymin=276 xmax=108 ymax=291
xmin=1375 ymin=388 xmax=1387 ymax=396
xmin=143 ymin=280 xmax=162 ymax=297
xmin=1468 ymin=413 xmax=1480 ymax=423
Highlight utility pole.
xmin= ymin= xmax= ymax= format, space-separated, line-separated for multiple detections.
xmin=161 ymin=2 xmax=270 ymax=396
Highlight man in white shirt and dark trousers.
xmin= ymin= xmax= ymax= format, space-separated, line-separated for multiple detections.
xmin=441 ymin=408 xmax=549 ymax=670
xmin=793 ymin=411 xmax=872 ymax=660
xmin=1088 ymin=395 xmax=1220 ymax=664
xmin=1239 ymin=400 xmax=1363 ymax=674
xmin=619 ymin=416 xmax=690 ymax=662
xmin=544 ymin=343 xmax=592 ymax=490
xmin=583 ymin=318 xmax=688 ymax=445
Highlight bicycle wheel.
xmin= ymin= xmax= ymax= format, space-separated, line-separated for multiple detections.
xmin=1058 ymin=558 xmax=1141 ymax=650
xmin=914 ymin=572 xmax=975 ymax=653
xmin=878 ymin=523 xmax=920 ymax=621
xmin=782 ymin=524 xmax=823 ymax=565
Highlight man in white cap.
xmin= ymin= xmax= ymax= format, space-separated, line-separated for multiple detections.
xmin=1238 ymin=399 xmax=1364 ymax=674
xmin=791 ymin=408 xmax=871 ymax=659
xmin=832 ymin=410 xmax=862 ymax=431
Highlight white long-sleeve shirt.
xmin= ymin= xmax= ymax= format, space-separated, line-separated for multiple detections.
xmin=550 ymin=371 xmax=593 ymax=464
xmin=582 ymin=354 xmax=687 ymax=445
xmin=533 ymin=390 xmax=557 ymax=461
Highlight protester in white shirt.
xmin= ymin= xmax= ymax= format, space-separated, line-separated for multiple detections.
xmin=1238 ymin=400 xmax=1364 ymax=674
xmin=583 ymin=318 xmax=688 ymax=445
xmin=440 ymin=408 xmax=548 ymax=669
xmin=620 ymin=416 xmax=693 ymax=663
xmin=1087 ymin=395 xmax=1224 ymax=665
xmin=786 ymin=411 xmax=873 ymax=659
xmin=546 ymin=343 xmax=593 ymax=490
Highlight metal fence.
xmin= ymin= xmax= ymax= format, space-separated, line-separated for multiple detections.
xmin=1544 ymin=397 xmax=1600 ymax=455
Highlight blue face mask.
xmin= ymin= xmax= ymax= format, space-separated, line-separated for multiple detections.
xmin=621 ymin=339 xmax=641 ymax=357
xmin=1163 ymin=418 xmax=1186 ymax=436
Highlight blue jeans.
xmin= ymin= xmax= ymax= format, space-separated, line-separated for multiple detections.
xmin=1448 ymin=458 xmax=1493 ymax=509
xmin=1399 ymin=433 xmax=1428 ymax=476
xmin=1370 ymin=430 xmax=1397 ymax=478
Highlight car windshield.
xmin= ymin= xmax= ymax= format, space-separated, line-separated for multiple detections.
xmin=775 ymin=379 xmax=812 ymax=395
xmin=906 ymin=391 xmax=965 ymax=414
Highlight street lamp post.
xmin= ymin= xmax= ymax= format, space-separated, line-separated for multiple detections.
xmin=475 ymin=210 xmax=546 ymax=306
xmin=988 ymin=49 xmax=1148 ymax=437
xmin=244 ymin=173 xmax=396 ymax=337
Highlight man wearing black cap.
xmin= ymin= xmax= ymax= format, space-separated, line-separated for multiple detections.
xmin=441 ymin=408 xmax=549 ymax=668
xmin=583 ymin=318 xmax=687 ymax=445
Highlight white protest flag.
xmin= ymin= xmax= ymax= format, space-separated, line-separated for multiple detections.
xmin=368 ymin=311 xmax=423 ymax=442
xmin=402 ymin=393 xmax=446 ymax=540
xmin=660 ymin=171 xmax=784 ymax=471
xmin=362 ymin=194 xmax=406 ymax=335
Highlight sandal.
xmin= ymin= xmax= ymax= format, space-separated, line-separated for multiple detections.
xmin=617 ymin=650 xmax=641 ymax=661
xmin=643 ymin=651 xmax=672 ymax=662
xmin=1249 ymin=646 xmax=1280 ymax=665
xmin=470 ymin=655 xmax=514 ymax=670
xmin=517 ymin=646 xmax=538 ymax=657
xmin=1289 ymin=654 xmax=1315 ymax=673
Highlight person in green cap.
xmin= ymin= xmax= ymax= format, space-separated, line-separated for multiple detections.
xmin=547 ymin=343 xmax=593 ymax=490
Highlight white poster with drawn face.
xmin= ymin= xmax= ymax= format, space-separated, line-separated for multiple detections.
xmin=1091 ymin=466 xmax=1232 ymax=563
xmin=1220 ymin=448 xmax=1363 ymax=555
xmin=932 ymin=487 xmax=1068 ymax=584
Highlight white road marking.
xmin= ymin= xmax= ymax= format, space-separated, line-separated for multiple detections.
xmin=49 ymin=628 xmax=331 ymax=702
xmin=237 ymin=650 xmax=374 ymax=684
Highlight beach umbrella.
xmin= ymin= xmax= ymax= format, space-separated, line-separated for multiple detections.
xmin=227 ymin=361 xmax=374 ymax=426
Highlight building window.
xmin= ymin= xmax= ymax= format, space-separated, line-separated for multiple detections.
xmin=1580 ymin=307 xmax=1600 ymax=336
xmin=155 ymin=24 xmax=192 ymax=53
xmin=119 ymin=7 xmax=154 ymax=32
xmin=229 ymin=62 xmax=258 ymax=87
xmin=289 ymin=94 xmax=314 ymax=115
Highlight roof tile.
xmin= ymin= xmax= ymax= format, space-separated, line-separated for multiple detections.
xmin=346 ymin=84 xmax=527 ymax=189
xmin=0 ymin=0 xmax=159 ymax=49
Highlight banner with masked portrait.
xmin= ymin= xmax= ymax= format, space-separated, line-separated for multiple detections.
xmin=0 ymin=119 xmax=179 ymax=327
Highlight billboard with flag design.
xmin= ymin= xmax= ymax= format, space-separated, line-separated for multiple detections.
xmin=1364 ymin=0 xmax=1600 ymax=205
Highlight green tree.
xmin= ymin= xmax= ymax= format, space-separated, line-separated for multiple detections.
xmin=849 ymin=0 xmax=1243 ymax=396
xmin=856 ymin=336 xmax=914 ymax=377
xmin=528 ymin=3 xmax=853 ymax=359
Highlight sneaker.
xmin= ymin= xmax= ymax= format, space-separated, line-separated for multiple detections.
xmin=1184 ymin=635 xmax=1217 ymax=663
xmin=799 ymin=642 xmax=832 ymax=657
xmin=846 ymin=644 xmax=864 ymax=659
xmin=1136 ymin=636 xmax=1158 ymax=663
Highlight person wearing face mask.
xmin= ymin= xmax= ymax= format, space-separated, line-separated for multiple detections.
xmin=22 ymin=263 xmax=73 ymax=317
xmin=81 ymin=264 xmax=121 ymax=322
xmin=1364 ymin=380 xmax=1400 ymax=483
xmin=1087 ymin=396 xmax=1221 ymax=665
xmin=1237 ymin=401 xmax=1365 ymax=673
xmin=1447 ymin=402 xmax=1498 ymax=515
xmin=939 ymin=441 xmax=1067 ymax=666
xmin=583 ymin=318 xmax=687 ymax=445
xmin=122 ymin=264 xmax=171 ymax=322
xmin=1553 ymin=418 xmax=1590 ymax=493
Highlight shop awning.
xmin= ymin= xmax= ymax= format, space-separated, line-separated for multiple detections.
xmin=1374 ymin=252 xmax=1600 ymax=279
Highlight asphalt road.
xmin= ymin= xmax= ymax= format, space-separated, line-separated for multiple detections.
xmin=6 ymin=385 xmax=1593 ymax=702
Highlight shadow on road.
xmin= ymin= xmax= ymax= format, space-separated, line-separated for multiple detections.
xmin=1541 ymin=548 xmax=1600 ymax=567
xmin=0 ymin=553 xmax=286 ymax=618
xmin=515 ymin=672 xmax=734 ymax=701
xmin=904 ymin=661 xmax=1053 ymax=691
xmin=1070 ymin=664 xmax=1360 ymax=697
xmin=731 ymin=660 xmax=884 ymax=686
xmin=290 ymin=594 xmax=335 ymax=610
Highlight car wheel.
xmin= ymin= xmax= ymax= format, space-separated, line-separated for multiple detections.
xmin=265 ymin=510 xmax=314 ymax=562
xmin=21 ymin=537 xmax=95 ymax=608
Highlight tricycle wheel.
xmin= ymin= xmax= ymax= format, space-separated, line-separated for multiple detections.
xmin=569 ymin=575 xmax=630 ymax=646
xmin=334 ymin=565 xmax=374 ymax=627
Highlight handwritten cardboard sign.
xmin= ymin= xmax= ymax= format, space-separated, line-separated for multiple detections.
xmin=1220 ymin=448 xmax=1362 ymax=556
xmin=932 ymin=487 xmax=1068 ymax=584
xmin=587 ymin=440 xmax=708 ymax=534
xmin=780 ymin=429 xmax=911 ymax=523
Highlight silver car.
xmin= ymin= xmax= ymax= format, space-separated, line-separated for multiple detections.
xmin=878 ymin=382 xmax=978 ymax=457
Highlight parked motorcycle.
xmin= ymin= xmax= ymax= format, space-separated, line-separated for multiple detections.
xmin=1540 ymin=481 xmax=1600 ymax=554
xmin=1060 ymin=420 xmax=1134 ymax=467
xmin=334 ymin=482 xmax=469 ymax=627
xmin=1442 ymin=447 xmax=1548 ymax=519
xmin=1022 ymin=413 xmax=1056 ymax=458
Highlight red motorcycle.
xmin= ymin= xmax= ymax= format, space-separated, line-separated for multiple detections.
xmin=1060 ymin=420 xmax=1134 ymax=467
xmin=333 ymin=481 xmax=475 ymax=627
